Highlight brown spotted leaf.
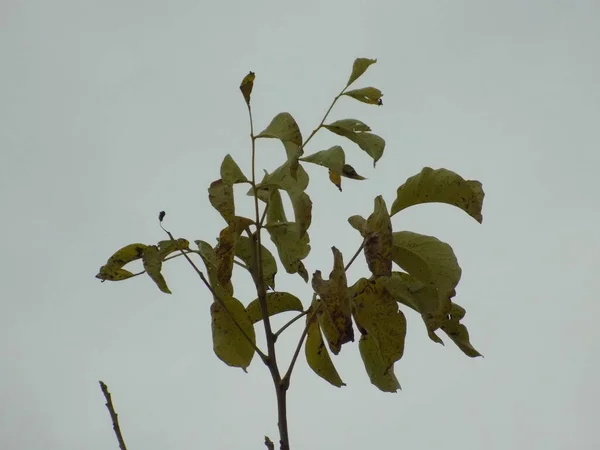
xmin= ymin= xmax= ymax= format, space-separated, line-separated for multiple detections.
xmin=364 ymin=196 xmax=393 ymax=277
xmin=311 ymin=247 xmax=354 ymax=354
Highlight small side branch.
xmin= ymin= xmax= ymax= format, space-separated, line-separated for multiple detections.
xmin=99 ymin=381 xmax=128 ymax=450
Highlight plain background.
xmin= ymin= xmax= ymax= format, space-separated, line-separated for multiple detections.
xmin=2 ymin=1 xmax=599 ymax=449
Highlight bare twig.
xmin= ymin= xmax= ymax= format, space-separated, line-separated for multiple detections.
xmin=99 ymin=381 xmax=128 ymax=450
xmin=274 ymin=310 xmax=308 ymax=340
xmin=344 ymin=238 xmax=366 ymax=272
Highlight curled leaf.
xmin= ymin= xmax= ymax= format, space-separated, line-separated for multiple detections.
xmin=347 ymin=215 xmax=367 ymax=237
xmin=239 ymin=71 xmax=255 ymax=106
xmin=364 ymin=196 xmax=393 ymax=277
xmin=216 ymin=225 xmax=239 ymax=286
xmin=96 ymin=266 xmax=135 ymax=281
xmin=390 ymin=167 xmax=484 ymax=222
xmin=246 ymin=292 xmax=304 ymax=324
xmin=157 ymin=238 xmax=190 ymax=259
xmin=311 ymin=247 xmax=354 ymax=354
xmin=329 ymin=169 xmax=342 ymax=191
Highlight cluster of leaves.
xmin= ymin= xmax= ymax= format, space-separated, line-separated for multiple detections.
xmin=96 ymin=58 xmax=484 ymax=393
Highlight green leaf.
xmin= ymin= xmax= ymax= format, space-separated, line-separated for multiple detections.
xmin=220 ymin=154 xmax=249 ymax=185
xmin=311 ymin=247 xmax=354 ymax=354
xmin=239 ymin=71 xmax=255 ymax=106
xmin=246 ymin=292 xmax=304 ymax=324
xmin=142 ymin=245 xmax=171 ymax=294
xmin=441 ymin=302 xmax=482 ymax=357
xmin=364 ymin=196 xmax=393 ymax=277
xmin=392 ymin=231 xmax=461 ymax=301
xmin=195 ymin=240 xmax=234 ymax=297
xmin=352 ymin=277 xmax=406 ymax=373
xmin=300 ymin=146 xmax=346 ymax=174
xmin=261 ymin=161 xmax=310 ymax=192
xmin=305 ymin=305 xmax=345 ymax=387
xmin=208 ymin=179 xmax=235 ymax=223
xmin=235 ymin=235 xmax=278 ymax=290
xmin=267 ymin=189 xmax=287 ymax=225
xmin=359 ymin=334 xmax=401 ymax=393
xmin=267 ymin=222 xmax=311 ymax=281
xmin=347 ymin=58 xmax=377 ymax=87
xmin=257 ymin=112 xmax=303 ymax=147
xmin=390 ymin=167 xmax=485 ymax=223
xmin=324 ymin=119 xmax=385 ymax=166
xmin=289 ymin=190 xmax=312 ymax=238
xmin=343 ymin=87 xmax=383 ymax=105
xmin=211 ymin=295 xmax=256 ymax=371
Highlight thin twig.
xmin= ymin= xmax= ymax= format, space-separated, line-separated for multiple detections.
xmin=301 ymin=85 xmax=347 ymax=151
xmin=160 ymin=225 xmax=267 ymax=362
xmin=281 ymin=300 xmax=321 ymax=389
xmin=274 ymin=310 xmax=308 ymax=340
xmin=344 ymin=239 xmax=366 ymax=272
xmin=99 ymin=381 xmax=128 ymax=450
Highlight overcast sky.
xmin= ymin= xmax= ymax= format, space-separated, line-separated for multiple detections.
xmin=2 ymin=1 xmax=599 ymax=449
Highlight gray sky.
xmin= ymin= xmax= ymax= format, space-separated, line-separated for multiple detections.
xmin=2 ymin=1 xmax=599 ymax=449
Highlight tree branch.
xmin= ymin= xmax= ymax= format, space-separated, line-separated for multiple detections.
xmin=99 ymin=381 xmax=128 ymax=450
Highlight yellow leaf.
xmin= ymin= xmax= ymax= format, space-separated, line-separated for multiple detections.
xmin=329 ymin=169 xmax=342 ymax=191
xmin=347 ymin=58 xmax=377 ymax=87
xmin=343 ymin=87 xmax=383 ymax=105
xmin=216 ymin=225 xmax=238 ymax=286
xmin=96 ymin=265 xmax=135 ymax=281
xmin=208 ymin=179 xmax=235 ymax=224
xmin=220 ymin=154 xmax=249 ymax=185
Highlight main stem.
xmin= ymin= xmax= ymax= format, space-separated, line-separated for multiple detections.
xmin=248 ymin=103 xmax=290 ymax=450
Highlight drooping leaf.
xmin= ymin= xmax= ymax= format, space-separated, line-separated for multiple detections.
xmin=351 ymin=277 xmax=406 ymax=372
xmin=239 ymin=71 xmax=255 ymax=106
xmin=261 ymin=161 xmax=309 ymax=192
xmin=347 ymin=215 xmax=367 ymax=237
xmin=211 ymin=295 xmax=256 ymax=371
xmin=157 ymin=238 xmax=190 ymax=259
xmin=246 ymin=292 xmax=304 ymax=324
xmin=347 ymin=58 xmax=377 ymax=87
xmin=382 ymin=271 xmax=447 ymax=344
xmin=341 ymin=164 xmax=366 ymax=180
xmin=95 ymin=266 xmax=135 ymax=281
xmin=311 ymin=247 xmax=354 ymax=354
xmin=343 ymin=87 xmax=383 ymax=105
xmin=142 ymin=245 xmax=171 ymax=294
xmin=324 ymin=119 xmax=385 ymax=166
xmin=208 ymin=179 xmax=235 ymax=224
xmin=266 ymin=189 xmax=287 ymax=225
xmin=300 ymin=146 xmax=346 ymax=174
xmin=195 ymin=240 xmax=234 ymax=297
xmin=329 ymin=169 xmax=342 ymax=191
xmin=257 ymin=112 xmax=303 ymax=147
xmin=390 ymin=167 xmax=485 ymax=223
xmin=267 ymin=222 xmax=311 ymax=281
xmin=234 ymin=235 xmax=278 ymax=290
xmin=441 ymin=302 xmax=482 ymax=357
xmin=305 ymin=304 xmax=345 ymax=387
xmin=220 ymin=154 xmax=249 ymax=185
xmin=289 ymin=190 xmax=312 ymax=238
xmin=392 ymin=231 xmax=461 ymax=301
xmin=359 ymin=334 xmax=401 ymax=392
xmin=363 ymin=196 xmax=393 ymax=277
